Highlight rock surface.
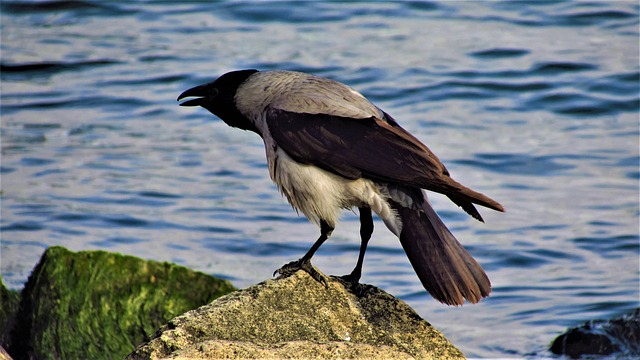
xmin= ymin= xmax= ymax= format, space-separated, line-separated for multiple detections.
xmin=0 ymin=277 xmax=20 ymax=351
xmin=550 ymin=308 xmax=640 ymax=358
xmin=127 ymin=271 xmax=464 ymax=359
xmin=6 ymin=246 xmax=236 ymax=360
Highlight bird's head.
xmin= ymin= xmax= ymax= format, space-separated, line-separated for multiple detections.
xmin=178 ymin=69 xmax=259 ymax=132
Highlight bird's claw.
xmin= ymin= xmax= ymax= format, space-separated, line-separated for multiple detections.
xmin=334 ymin=272 xmax=367 ymax=296
xmin=338 ymin=272 xmax=361 ymax=285
xmin=274 ymin=258 xmax=329 ymax=288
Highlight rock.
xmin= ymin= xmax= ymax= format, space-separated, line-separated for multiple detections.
xmin=7 ymin=246 xmax=236 ymax=360
xmin=0 ymin=345 xmax=12 ymax=360
xmin=127 ymin=271 xmax=464 ymax=359
xmin=550 ymin=308 xmax=640 ymax=358
xmin=0 ymin=276 xmax=20 ymax=350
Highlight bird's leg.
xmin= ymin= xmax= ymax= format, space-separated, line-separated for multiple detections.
xmin=341 ymin=207 xmax=373 ymax=284
xmin=274 ymin=220 xmax=334 ymax=287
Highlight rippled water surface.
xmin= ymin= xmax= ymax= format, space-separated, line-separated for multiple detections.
xmin=1 ymin=1 xmax=639 ymax=358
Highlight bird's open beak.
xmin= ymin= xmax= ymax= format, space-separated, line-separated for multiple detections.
xmin=177 ymin=84 xmax=209 ymax=107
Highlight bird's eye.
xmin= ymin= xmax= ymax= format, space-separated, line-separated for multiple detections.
xmin=209 ymin=88 xmax=219 ymax=98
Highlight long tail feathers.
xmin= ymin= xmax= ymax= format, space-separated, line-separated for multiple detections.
xmin=392 ymin=192 xmax=491 ymax=306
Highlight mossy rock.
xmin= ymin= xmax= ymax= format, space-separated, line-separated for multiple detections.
xmin=7 ymin=246 xmax=236 ymax=360
xmin=0 ymin=276 xmax=21 ymax=349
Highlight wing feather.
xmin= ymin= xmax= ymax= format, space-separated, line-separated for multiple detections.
xmin=265 ymin=107 xmax=504 ymax=216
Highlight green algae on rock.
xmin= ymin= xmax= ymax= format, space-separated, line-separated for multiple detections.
xmin=7 ymin=246 xmax=235 ymax=360
xmin=0 ymin=276 xmax=20 ymax=350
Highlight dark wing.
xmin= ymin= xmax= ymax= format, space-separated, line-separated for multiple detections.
xmin=266 ymin=107 xmax=504 ymax=218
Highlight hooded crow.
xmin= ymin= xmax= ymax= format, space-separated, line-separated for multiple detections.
xmin=178 ymin=69 xmax=504 ymax=306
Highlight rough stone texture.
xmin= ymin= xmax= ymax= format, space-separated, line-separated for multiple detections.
xmin=550 ymin=308 xmax=639 ymax=358
xmin=0 ymin=277 xmax=20 ymax=351
xmin=127 ymin=271 xmax=464 ymax=359
xmin=0 ymin=345 xmax=12 ymax=360
xmin=7 ymin=246 xmax=236 ymax=360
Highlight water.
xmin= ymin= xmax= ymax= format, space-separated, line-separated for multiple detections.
xmin=1 ymin=1 xmax=638 ymax=358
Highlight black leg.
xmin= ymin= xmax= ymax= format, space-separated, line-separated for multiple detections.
xmin=342 ymin=207 xmax=373 ymax=284
xmin=300 ymin=220 xmax=334 ymax=262
xmin=274 ymin=220 xmax=334 ymax=287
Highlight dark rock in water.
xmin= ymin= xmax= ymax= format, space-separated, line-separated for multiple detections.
xmin=127 ymin=271 xmax=464 ymax=359
xmin=0 ymin=277 xmax=20 ymax=350
xmin=6 ymin=246 xmax=236 ymax=360
xmin=550 ymin=308 xmax=640 ymax=358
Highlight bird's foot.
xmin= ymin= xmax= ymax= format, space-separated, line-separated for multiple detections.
xmin=273 ymin=258 xmax=328 ymax=288
xmin=335 ymin=272 xmax=366 ymax=296
xmin=338 ymin=272 xmax=361 ymax=285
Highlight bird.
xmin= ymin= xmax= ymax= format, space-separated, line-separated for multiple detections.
xmin=178 ymin=69 xmax=504 ymax=306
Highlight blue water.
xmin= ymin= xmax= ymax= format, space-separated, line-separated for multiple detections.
xmin=1 ymin=1 xmax=638 ymax=358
